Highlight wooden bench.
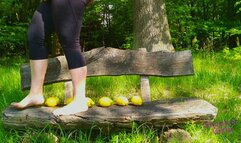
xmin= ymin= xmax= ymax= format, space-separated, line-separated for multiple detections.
xmin=2 ymin=47 xmax=218 ymax=130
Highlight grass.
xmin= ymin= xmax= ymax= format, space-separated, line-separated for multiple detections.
xmin=0 ymin=51 xmax=240 ymax=142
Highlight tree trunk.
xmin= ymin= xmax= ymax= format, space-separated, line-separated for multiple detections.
xmin=133 ymin=0 xmax=174 ymax=52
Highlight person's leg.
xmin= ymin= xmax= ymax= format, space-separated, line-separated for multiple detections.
xmin=11 ymin=2 xmax=54 ymax=109
xmin=53 ymin=66 xmax=88 ymax=115
xmin=51 ymin=0 xmax=88 ymax=115
xmin=11 ymin=60 xmax=47 ymax=108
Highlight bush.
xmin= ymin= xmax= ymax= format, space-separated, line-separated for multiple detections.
xmin=0 ymin=24 xmax=27 ymax=57
xmin=223 ymin=46 xmax=241 ymax=61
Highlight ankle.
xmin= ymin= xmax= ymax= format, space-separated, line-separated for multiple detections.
xmin=73 ymin=96 xmax=86 ymax=102
xmin=29 ymin=87 xmax=43 ymax=96
xmin=28 ymin=93 xmax=44 ymax=98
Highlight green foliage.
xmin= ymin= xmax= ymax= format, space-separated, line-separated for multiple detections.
xmin=166 ymin=0 xmax=241 ymax=51
xmin=226 ymin=27 xmax=241 ymax=36
xmin=0 ymin=0 xmax=241 ymax=55
xmin=0 ymin=0 xmax=37 ymax=24
xmin=235 ymin=1 xmax=241 ymax=13
xmin=0 ymin=0 xmax=16 ymax=23
xmin=121 ymin=34 xmax=133 ymax=49
xmin=82 ymin=0 xmax=133 ymax=50
xmin=223 ymin=46 xmax=241 ymax=61
xmin=0 ymin=24 xmax=27 ymax=57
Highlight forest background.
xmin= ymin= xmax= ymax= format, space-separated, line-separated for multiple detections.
xmin=0 ymin=0 xmax=241 ymax=142
xmin=1 ymin=0 xmax=241 ymax=56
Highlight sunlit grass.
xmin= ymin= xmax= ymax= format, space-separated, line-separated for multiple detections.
xmin=86 ymin=75 xmax=140 ymax=101
xmin=0 ymin=51 xmax=240 ymax=142
xmin=110 ymin=126 xmax=159 ymax=143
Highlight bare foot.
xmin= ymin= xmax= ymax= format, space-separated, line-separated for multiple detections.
xmin=52 ymin=98 xmax=88 ymax=116
xmin=11 ymin=94 xmax=45 ymax=109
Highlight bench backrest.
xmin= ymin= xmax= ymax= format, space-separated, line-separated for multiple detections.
xmin=20 ymin=47 xmax=194 ymax=90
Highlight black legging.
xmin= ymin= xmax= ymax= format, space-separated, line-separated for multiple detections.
xmin=28 ymin=0 xmax=86 ymax=69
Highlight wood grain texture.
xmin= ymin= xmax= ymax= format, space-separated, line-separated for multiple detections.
xmin=141 ymin=76 xmax=151 ymax=102
xmin=2 ymin=98 xmax=217 ymax=130
xmin=21 ymin=47 xmax=194 ymax=90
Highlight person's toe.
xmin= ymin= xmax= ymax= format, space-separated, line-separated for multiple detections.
xmin=11 ymin=102 xmax=23 ymax=108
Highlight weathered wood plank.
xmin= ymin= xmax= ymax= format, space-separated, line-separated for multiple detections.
xmin=21 ymin=47 xmax=194 ymax=90
xmin=2 ymin=98 xmax=217 ymax=130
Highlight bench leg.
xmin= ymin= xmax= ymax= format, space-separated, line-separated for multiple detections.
xmin=141 ymin=75 xmax=151 ymax=102
xmin=64 ymin=81 xmax=73 ymax=103
xmin=139 ymin=48 xmax=151 ymax=102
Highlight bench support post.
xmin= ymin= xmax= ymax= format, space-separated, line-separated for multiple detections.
xmin=139 ymin=48 xmax=151 ymax=102
xmin=64 ymin=81 xmax=73 ymax=101
xmin=141 ymin=76 xmax=151 ymax=102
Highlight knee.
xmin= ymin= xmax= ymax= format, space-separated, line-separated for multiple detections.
xmin=27 ymin=22 xmax=44 ymax=44
xmin=28 ymin=11 xmax=45 ymax=42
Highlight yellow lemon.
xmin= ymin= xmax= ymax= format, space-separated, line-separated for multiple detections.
xmin=45 ymin=97 xmax=60 ymax=107
xmin=54 ymin=97 xmax=60 ymax=104
xmin=65 ymin=97 xmax=74 ymax=105
xmin=115 ymin=96 xmax=129 ymax=106
xmin=99 ymin=97 xmax=113 ymax=107
xmin=86 ymin=97 xmax=95 ymax=107
xmin=131 ymin=96 xmax=143 ymax=106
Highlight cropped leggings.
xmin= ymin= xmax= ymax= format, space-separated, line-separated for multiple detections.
xmin=28 ymin=0 xmax=86 ymax=69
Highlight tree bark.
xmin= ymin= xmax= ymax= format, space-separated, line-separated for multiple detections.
xmin=133 ymin=0 xmax=174 ymax=52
